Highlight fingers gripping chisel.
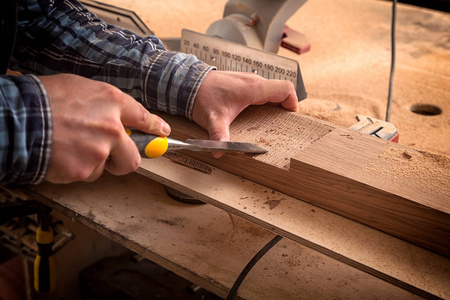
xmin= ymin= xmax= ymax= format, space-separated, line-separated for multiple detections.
xmin=126 ymin=129 xmax=267 ymax=158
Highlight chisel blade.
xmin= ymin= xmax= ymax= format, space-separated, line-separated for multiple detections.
xmin=180 ymin=139 xmax=268 ymax=154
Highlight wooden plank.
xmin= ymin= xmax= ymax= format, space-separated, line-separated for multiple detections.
xmin=25 ymin=173 xmax=426 ymax=299
xmin=290 ymin=128 xmax=450 ymax=256
xmin=151 ymin=105 xmax=450 ymax=257
xmin=134 ymin=156 xmax=450 ymax=299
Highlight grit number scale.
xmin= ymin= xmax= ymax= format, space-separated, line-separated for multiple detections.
xmin=180 ymin=29 xmax=307 ymax=100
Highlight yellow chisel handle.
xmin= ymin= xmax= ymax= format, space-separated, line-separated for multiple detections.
xmin=34 ymin=226 xmax=56 ymax=293
xmin=126 ymin=128 xmax=169 ymax=158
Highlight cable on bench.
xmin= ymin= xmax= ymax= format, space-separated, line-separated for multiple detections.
xmin=226 ymin=235 xmax=283 ymax=300
xmin=385 ymin=0 xmax=397 ymax=122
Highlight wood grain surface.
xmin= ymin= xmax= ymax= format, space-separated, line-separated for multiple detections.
xmin=152 ymin=105 xmax=450 ymax=258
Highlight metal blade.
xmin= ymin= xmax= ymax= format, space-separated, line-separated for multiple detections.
xmin=184 ymin=139 xmax=268 ymax=154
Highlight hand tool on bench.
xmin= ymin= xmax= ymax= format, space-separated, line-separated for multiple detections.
xmin=126 ymin=129 xmax=268 ymax=158
xmin=34 ymin=206 xmax=56 ymax=293
xmin=349 ymin=115 xmax=399 ymax=142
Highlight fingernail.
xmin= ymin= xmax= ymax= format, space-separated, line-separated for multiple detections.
xmin=161 ymin=120 xmax=171 ymax=135
xmin=213 ymin=151 xmax=225 ymax=159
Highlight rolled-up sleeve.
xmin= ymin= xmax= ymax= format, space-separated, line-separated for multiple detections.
xmin=0 ymin=75 xmax=52 ymax=185
xmin=10 ymin=0 xmax=215 ymax=120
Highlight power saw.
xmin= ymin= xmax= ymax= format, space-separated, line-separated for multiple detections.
xmin=81 ymin=0 xmax=309 ymax=100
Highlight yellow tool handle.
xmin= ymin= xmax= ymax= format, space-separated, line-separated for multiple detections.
xmin=126 ymin=128 xmax=169 ymax=158
xmin=34 ymin=227 xmax=56 ymax=293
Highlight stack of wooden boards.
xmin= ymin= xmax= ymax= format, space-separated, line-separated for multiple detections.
xmin=29 ymin=170 xmax=448 ymax=298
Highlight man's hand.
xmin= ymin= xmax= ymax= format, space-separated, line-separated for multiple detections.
xmin=40 ymin=74 xmax=171 ymax=184
xmin=192 ymin=71 xmax=298 ymax=157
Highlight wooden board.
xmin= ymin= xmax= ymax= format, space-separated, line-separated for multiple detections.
xmin=25 ymin=172 xmax=429 ymax=299
xmin=26 ymin=169 xmax=450 ymax=299
xmin=151 ymin=105 xmax=450 ymax=257
xmin=135 ymin=156 xmax=450 ymax=299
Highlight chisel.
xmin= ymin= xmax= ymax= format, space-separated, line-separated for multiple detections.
xmin=34 ymin=207 xmax=56 ymax=293
xmin=126 ymin=129 xmax=267 ymax=158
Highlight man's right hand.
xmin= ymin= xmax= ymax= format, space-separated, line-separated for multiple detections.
xmin=39 ymin=74 xmax=171 ymax=184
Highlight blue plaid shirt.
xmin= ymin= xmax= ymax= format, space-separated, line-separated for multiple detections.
xmin=0 ymin=0 xmax=214 ymax=185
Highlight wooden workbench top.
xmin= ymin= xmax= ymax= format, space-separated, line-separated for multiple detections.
xmin=24 ymin=1 xmax=449 ymax=299
xmin=29 ymin=168 xmax=448 ymax=299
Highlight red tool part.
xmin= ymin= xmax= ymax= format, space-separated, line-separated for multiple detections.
xmin=281 ymin=25 xmax=311 ymax=55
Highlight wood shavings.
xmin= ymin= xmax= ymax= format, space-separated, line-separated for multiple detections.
xmin=402 ymin=151 xmax=412 ymax=160
xmin=264 ymin=200 xmax=281 ymax=210
xmin=340 ymin=133 xmax=354 ymax=140
xmin=246 ymin=125 xmax=260 ymax=131
xmin=258 ymin=137 xmax=271 ymax=146
xmin=164 ymin=151 xmax=213 ymax=174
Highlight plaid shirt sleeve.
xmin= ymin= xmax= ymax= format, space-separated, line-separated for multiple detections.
xmin=2 ymin=0 xmax=215 ymax=185
xmin=10 ymin=0 xmax=215 ymax=119
xmin=0 ymin=75 xmax=52 ymax=185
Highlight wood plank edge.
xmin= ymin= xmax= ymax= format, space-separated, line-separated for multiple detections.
xmin=135 ymin=164 xmax=446 ymax=299
xmin=289 ymin=158 xmax=450 ymax=257
xmin=23 ymin=189 xmax=232 ymax=299
xmin=174 ymin=149 xmax=450 ymax=258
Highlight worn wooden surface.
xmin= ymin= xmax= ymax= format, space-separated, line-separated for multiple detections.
xmin=29 ymin=170 xmax=448 ymax=299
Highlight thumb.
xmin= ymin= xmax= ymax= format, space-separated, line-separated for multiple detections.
xmin=119 ymin=94 xmax=171 ymax=136
xmin=146 ymin=114 xmax=172 ymax=136
xmin=207 ymin=119 xmax=230 ymax=158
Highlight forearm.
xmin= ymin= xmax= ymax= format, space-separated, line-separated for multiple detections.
xmin=0 ymin=75 xmax=52 ymax=185
xmin=10 ymin=0 xmax=214 ymax=119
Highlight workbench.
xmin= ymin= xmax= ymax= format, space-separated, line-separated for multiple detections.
xmin=15 ymin=0 xmax=450 ymax=299
xmin=24 ymin=153 xmax=448 ymax=299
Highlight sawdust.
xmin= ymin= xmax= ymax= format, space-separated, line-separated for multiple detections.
xmin=164 ymin=151 xmax=213 ymax=174
xmin=339 ymin=133 xmax=354 ymax=140
xmin=246 ymin=125 xmax=261 ymax=131
xmin=228 ymin=213 xmax=273 ymax=238
xmin=368 ymin=147 xmax=450 ymax=198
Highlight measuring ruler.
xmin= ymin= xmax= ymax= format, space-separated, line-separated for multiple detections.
xmin=181 ymin=29 xmax=307 ymax=100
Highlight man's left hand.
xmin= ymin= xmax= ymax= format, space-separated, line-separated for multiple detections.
xmin=192 ymin=71 xmax=298 ymax=158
